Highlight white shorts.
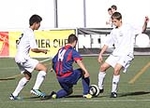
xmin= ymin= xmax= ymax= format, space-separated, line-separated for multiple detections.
xmin=105 ymin=54 xmax=133 ymax=73
xmin=16 ymin=58 xmax=39 ymax=74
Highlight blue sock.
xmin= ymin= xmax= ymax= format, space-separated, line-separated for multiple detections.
xmin=82 ymin=77 xmax=90 ymax=94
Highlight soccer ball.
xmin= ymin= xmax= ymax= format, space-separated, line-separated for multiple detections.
xmin=135 ymin=33 xmax=150 ymax=48
xmin=89 ymin=84 xmax=100 ymax=97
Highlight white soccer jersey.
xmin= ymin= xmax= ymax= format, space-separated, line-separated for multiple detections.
xmin=105 ymin=23 xmax=142 ymax=56
xmin=15 ymin=28 xmax=38 ymax=63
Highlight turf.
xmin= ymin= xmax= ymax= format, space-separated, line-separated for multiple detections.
xmin=0 ymin=56 xmax=150 ymax=108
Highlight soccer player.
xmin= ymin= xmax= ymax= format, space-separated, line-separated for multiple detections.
xmin=9 ymin=14 xmax=48 ymax=100
xmin=98 ymin=12 xmax=149 ymax=98
xmin=45 ymin=34 xmax=92 ymax=99
xmin=106 ymin=8 xmax=113 ymax=27
xmin=111 ymin=5 xmax=117 ymax=13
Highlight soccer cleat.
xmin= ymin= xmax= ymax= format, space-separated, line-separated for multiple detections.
xmin=83 ymin=94 xmax=92 ymax=99
xmin=30 ymin=89 xmax=46 ymax=97
xmin=51 ymin=94 xmax=57 ymax=99
xmin=9 ymin=94 xmax=22 ymax=100
xmin=49 ymin=91 xmax=57 ymax=99
xmin=110 ymin=92 xmax=117 ymax=98
xmin=41 ymin=91 xmax=57 ymax=100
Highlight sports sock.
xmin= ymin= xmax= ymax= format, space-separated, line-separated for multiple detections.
xmin=111 ymin=75 xmax=120 ymax=93
xmin=82 ymin=77 xmax=90 ymax=94
xmin=33 ymin=71 xmax=46 ymax=90
xmin=98 ymin=72 xmax=106 ymax=90
xmin=12 ymin=77 xmax=29 ymax=97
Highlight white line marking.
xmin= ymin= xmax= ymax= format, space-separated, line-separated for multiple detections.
xmin=5 ymin=99 xmax=150 ymax=103
xmin=0 ymin=58 xmax=52 ymax=70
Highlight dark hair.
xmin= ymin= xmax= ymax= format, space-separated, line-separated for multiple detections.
xmin=111 ymin=12 xmax=122 ymax=20
xmin=108 ymin=8 xmax=112 ymax=11
xmin=68 ymin=34 xmax=78 ymax=44
xmin=111 ymin=5 xmax=117 ymax=10
xmin=29 ymin=14 xmax=42 ymax=26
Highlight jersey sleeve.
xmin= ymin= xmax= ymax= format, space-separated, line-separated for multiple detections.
xmin=72 ymin=49 xmax=82 ymax=61
xmin=29 ymin=32 xmax=38 ymax=49
xmin=129 ymin=23 xmax=143 ymax=35
xmin=104 ymin=31 xmax=115 ymax=47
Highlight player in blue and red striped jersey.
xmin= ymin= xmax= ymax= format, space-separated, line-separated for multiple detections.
xmin=47 ymin=34 xmax=92 ymax=99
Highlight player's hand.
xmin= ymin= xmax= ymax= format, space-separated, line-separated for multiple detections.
xmin=84 ymin=72 xmax=90 ymax=78
xmin=98 ymin=54 xmax=103 ymax=63
xmin=42 ymin=49 xmax=49 ymax=54
xmin=145 ymin=16 xmax=149 ymax=23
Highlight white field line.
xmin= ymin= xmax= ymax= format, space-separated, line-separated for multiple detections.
xmin=37 ymin=99 xmax=150 ymax=102
xmin=4 ymin=99 xmax=150 ymax=103
xmin=0 ymin=58 xmax=52 ymax=81
xmin=0 ymin=58 xmax=52 ymax=70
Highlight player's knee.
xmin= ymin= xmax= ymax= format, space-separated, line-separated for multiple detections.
xmin=36 ymin=63 xmax=48 ymax=72
xmin=40 ymin=63 xmax=48 ymax=72
xmin=24 ymin=71 xmax=32 ymax=80
xmin=43 ymin=66 xmax=48 ymax=72
xmin=113 ymin=69 xmax=120 ymax=75
xmin=100 ymin=65 xmax=107 ymax=71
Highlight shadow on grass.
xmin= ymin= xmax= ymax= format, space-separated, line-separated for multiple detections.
xmin=66 ymin=94 xmax=101 ymax=98
xmin=119 ymin=91 xmax=150 ymax=97
xmin=66 ymin=95 xmax=83 ymax=98
xmin=23 ymin=96 xmax=41 ymax=100
xmin=23 ymin=91 xmax=150 ymax=100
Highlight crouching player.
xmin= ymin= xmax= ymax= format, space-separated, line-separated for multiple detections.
xmin=45 ymin=34 xmax=92 ymax=99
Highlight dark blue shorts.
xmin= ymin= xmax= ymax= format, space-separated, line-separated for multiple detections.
xmin=57 ymin=68 xmax=82 ymax=90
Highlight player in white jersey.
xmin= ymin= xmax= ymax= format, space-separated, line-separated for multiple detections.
xmin=9 ymin=14 xmax=48 ymax=100
xmin=97 ymin=12 xmax=149 ymax=98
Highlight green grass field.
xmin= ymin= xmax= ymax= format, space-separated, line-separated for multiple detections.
xmin=0 ymin=56 xmax=150 ymax=108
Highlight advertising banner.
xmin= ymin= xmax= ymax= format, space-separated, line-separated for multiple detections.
xmin=0 ymin=32 xmax=9 ymax=57
xmin=9 ymin=29 xmax=75 ymax=57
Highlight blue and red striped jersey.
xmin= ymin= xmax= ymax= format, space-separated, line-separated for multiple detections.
xmin=52 ymin=45 xmax=82 ymax=77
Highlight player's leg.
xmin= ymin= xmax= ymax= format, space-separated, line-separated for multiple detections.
xmin=30 ymin=60 xmax=47 ymax=97
xmin=82 ymin=76 xmax=90 ymax=94
xmin=43 ymin=79 xmax=73 ymax=99
xmin=71 ymin=68 xmax=92 ymax=98
xmin=82 ymin=76 xmax=92 ymax=98
xmin=53 ymin=70 xmax=82 ymax=98
xmin=42 ymin=82 xmax=73 ymax=99
xmin=122 ymin=54 xmax=133 ymax=73
xmin=32 ymin=63 xmax=47 ymax=89
xmin=10 ymin=63 xmax=32 ymax=100
xmin=98 ymin=62 xmax=110 ymax=92
xmin=111 ymin=63 xmax=122 ymax=98
xmin=55 ymin=82 xmax=73 ymax=98
xmin=110 ymin=55 xmax=134 ymax=98
xmin=9 ymin=61 xmax=34 ymax=100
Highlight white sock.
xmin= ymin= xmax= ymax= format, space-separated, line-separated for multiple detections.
xmin=111 ymin=75 xmax=120 ymax=93
xmin=12 ymin=77 xmax=29 ymax=97
xmin=98 ymin=72 xmax=106 ymax=90
xmin=33 ymin=71 xmax=46 ymax=90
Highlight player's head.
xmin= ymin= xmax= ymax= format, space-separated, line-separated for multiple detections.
xmin=111 ymin=12 xmax=122 ymax=27
xmin=68 ymin=34 xmax=78 ymax=48
xmin=111 ymin=5 xmax=117 ymax=13
xmin=29 ymin=14 xmax=42 ymax=30
xmin=108 ymin=8 xmax=113 ymax=15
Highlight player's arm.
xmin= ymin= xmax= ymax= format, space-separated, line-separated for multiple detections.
xmin=76 ymin=59 xmax=90 ymax=78
xmin=31 ymin=48 xmax=48 ymax=54
xmin=142 ymin=16 xmax=149 ymax=33
xmin=29 ymin=34 xmax=49 ymax=54
xmin=98 ymin=45 xmax=108 ymax=63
